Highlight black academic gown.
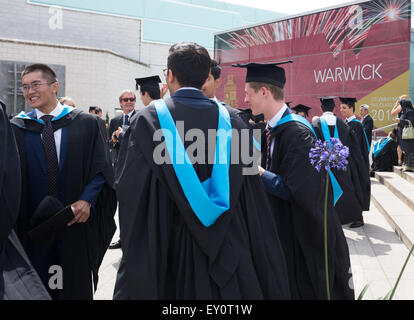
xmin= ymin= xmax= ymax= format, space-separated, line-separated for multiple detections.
xmin=261 ymin=109 xmax=354 ymax=300
xmin=347 ymin=119 xmax=371 ymax=211
xmin=371 ymin=138 xmax=398 ymax=174
xmin=113 ymin=90 xmax=290 ymax=300
xmin=312 ymin=117 xmax=369 ymax=224
xmin=0 ymin=103 xmax=50 ymax=300
xmin=10 ymin=109 xmax=117 ymax=300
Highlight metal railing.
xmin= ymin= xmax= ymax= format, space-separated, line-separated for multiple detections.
xmin=372 ymin=122 xmax=398 ymax=141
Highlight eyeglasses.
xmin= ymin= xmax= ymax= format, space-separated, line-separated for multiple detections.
xmin=20 ymin=81 xmax=55 ymax=92
xmin=121 ymin=97 xmax=136 ymax=102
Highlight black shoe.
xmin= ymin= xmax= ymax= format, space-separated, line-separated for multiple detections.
xmin=350 ymin=220 xmax=364 ymax=228
xmin=109 ymin=240 xmax=121 ymax=249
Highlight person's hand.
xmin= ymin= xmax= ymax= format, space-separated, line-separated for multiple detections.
xmin=396 ymin=118 xmax=400 ymax=123
xmin=115 ymin=127 xmax=123 ymax=138
xmin=161 ymin=84 xmax=168 ymax=98
xmin=258 ymin=166 xmax=266 ymax=176
xmin=111 ymin=127 xmax=123 ymax=143
xmin=68 ymin=200 xmax=91 ymax=226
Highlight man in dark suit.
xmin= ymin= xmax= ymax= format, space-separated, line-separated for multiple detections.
xmin=360 ymin=104 xmax=374 ymax=146
xmin=108 ymin=90 xmax=137 ymax=165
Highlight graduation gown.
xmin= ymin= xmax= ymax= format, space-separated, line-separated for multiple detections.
xmin=347 ymin=119 xmax=371 ymax=211
xmin=113 ymin=90 xmax=290 ymax=300
xmin=312 ymin=117 xmax=369 ymax=224
xmin=371 ymin=138 xmax=398 ymax=173
xmin=261 ymin=109 xmax=354 ymax=300
xmin=10 ymin=108 xmax=117 ymax=300
xmin=0 ymin=104 xmax=50 ymax=300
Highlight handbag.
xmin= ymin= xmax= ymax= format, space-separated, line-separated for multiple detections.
xmin=402 ymin=119 xmax=414 ymax=140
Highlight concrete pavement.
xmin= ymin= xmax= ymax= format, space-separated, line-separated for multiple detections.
xmin=94 ymin=202 xmax=414 ymax=300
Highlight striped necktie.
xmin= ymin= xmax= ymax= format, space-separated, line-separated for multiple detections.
xmin=265 ymin=125 xmax=272 ymax=170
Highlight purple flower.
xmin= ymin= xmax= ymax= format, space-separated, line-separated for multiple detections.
xmin=309 ymin=138 xmax=349 ymax=172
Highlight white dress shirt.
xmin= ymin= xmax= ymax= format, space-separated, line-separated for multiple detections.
xmin=267 ymin=104 xmax=289 ymax=156
xmin=345 ymin=115 xmax=357 ymax=123
xmin=321 ymin=111 xmax=337 ymax=125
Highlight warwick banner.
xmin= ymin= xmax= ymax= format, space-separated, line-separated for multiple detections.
xmin=215 ymin=0 xmax=411 ymax=132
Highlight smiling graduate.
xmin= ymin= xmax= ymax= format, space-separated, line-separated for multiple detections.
xmin=10 ymin=64 xmax=117 ymax=300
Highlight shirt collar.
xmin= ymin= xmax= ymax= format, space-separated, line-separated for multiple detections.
xmin=124 ymin=110 xmax=135 ymax=117
xmin=35 ymin=101 xmax=63 ymax=119
xmin=268 ymin=104 xmax=288 ymax=128
xmin=176 ymin=87 xmax=202 ymax=93
xmin=346 ymin=115 xmax=356 ymax=122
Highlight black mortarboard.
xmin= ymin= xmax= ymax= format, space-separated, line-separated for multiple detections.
xmin=29 ymin=196 xmax=74 ymax=245
xmin=320 ymin=96 xmax=337 ymax=108
xmin=89 ymin=106 xmax=97 ymax=113
xmin=339 ymin=97 xmax=357 ymax=107
xmin=292 ymin=104 xmax=312 ymax=117
xmin=232 ymin=61 xmax=293 ymax=88
xmin=252 ymin=113 xmax=265 ymax=123
xmin=135 ymin=75 xmax=161 ymax=91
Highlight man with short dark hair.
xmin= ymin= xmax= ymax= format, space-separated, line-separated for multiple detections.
xmin=201 ymin=59 xmax=222 ymax=100
xmin=113 ymin=42 xmax=290 ymax=299
xmin=92 ymin=106 xmax=108 ymax=141
xmin=340 ymin=97 xmax=371 ymax=228
xmin=235 ymin=61 xmax=354 ymax=300
xmin=10 ymin=63 xmax=116 ymax=300
xmin=136 ymin=76 xmax=162 ymax=106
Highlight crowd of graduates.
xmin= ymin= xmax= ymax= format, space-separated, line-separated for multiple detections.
xmin=1 ymin=41 xmax=411 ymax=301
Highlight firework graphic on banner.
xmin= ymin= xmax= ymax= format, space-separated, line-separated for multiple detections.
xmin=216 ymin=0 xmax=410 ymax=57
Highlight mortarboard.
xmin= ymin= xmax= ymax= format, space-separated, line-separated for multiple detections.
xmin=320 ymin=96 xmax=337 ymax=108
xmin=135 ymin=75 xmax=162 ymax=91
xmin=252 ymin=113 xmax=265 ymax=123
xmin=292 ymin=104 xmax=312 ymax=117
xmin=89 ymin=106 xmax=97 ymax=112
xmin=339 ymin=97 xmax=357 ymax=107
xmin=232 ymin=61 xmax=293 ymax=88
xmin=29 ymin=196 xmax=74 ymax=245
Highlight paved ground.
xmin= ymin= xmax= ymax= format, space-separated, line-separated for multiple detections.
xmin=94 ymin=203 xmax=414 ymax=300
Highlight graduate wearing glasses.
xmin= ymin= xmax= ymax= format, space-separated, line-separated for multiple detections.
xmin=10 ymin=64 xmax=116 ymax=299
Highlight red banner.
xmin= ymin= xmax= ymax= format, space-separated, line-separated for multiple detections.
xmin=215 ymin=0 xmax=411 ymax=130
